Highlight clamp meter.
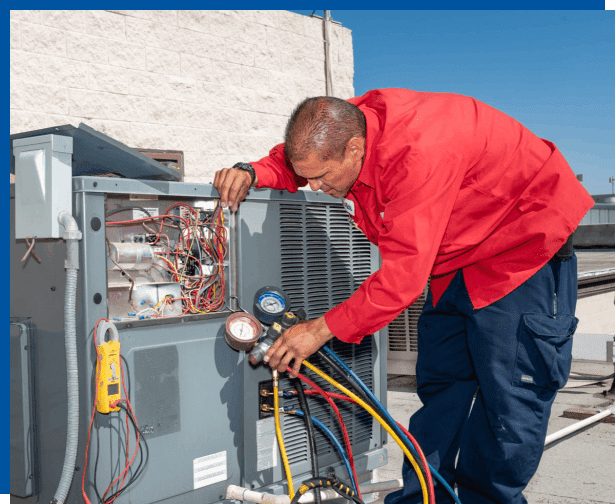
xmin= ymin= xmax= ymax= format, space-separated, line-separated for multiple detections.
xmin=96 ymin=321 xmax=122 ymax=414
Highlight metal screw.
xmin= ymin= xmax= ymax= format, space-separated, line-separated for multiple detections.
xmin=51 ymin=286 xmax=56 ymax=291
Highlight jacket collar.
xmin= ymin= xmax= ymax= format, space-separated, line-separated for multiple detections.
xmin=354 ymin=106 xmax=380 ymax=189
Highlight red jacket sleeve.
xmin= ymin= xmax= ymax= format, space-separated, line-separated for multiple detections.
xmin=324 ymin=96 xmax=481 ymax=342
xmin=250 ymin=143 xmax=307 ymax=191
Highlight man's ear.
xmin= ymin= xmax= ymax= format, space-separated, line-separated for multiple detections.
xmin=346 ymin=136 xmax=366 ymax=161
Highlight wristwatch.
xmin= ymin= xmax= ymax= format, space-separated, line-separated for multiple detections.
xmin=232 ymin=162 xmax=256 ymax=187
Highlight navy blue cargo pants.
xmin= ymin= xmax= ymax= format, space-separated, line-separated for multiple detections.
xmin=384 ymin=254 xmax=578 ymax=504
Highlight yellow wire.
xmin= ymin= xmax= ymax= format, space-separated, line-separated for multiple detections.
xmin=302 ymin=361 xmax=429 ymax=504
xmin=157 ymin=255 xmax=178 ymax=273
xmin=179 ymin=222 xmax=198 ymax=282
xmin=273 ymin=370 xmax=294 ymax=499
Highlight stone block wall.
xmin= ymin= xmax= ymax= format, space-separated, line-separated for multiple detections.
xmin=10 ymin=10 xmax=355 ymax=182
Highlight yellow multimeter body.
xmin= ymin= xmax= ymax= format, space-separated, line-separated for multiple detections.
xmin=96 ymin=341 xmax=122 ymax=414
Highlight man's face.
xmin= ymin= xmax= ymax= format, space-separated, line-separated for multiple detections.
xmin=292 ymin=137 xmax=365 ymax=199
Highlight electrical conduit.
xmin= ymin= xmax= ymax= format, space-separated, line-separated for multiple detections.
xmin=545 ymin=406 xmax=615 ymax=446
xmin=52 ymin=211 xmax=82 ymax=504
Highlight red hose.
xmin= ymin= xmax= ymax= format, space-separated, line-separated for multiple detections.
xmin=306 ymin=390 xmax=435 ymax=504
xmin=291 ymin=369 xmax=362 ymax=499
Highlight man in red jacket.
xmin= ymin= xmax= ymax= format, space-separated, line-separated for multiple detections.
xmin=214 ymin=89 xmax=593 ymax=504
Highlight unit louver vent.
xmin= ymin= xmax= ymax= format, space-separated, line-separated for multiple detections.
xmin=387 ymin=283 xmax=429 ymax=354
xmin=279 ymin=202 xmax=375 ymax=464
xmin=280 ymin=203 xmax=372 ymax=319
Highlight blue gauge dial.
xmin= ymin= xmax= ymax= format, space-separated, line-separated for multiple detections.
xmin=253 ymin=286 xmax=290 ymax=325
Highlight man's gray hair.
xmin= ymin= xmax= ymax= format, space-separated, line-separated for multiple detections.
xmin=284 ymin=96 xmax=366 ymax=162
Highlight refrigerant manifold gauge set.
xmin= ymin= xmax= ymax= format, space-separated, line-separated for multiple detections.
xmin=223 ymin=286 xmax=300 ymax=363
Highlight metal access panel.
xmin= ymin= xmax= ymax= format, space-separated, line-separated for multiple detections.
xmin=10 ymin=175 xmax=387 ymax=504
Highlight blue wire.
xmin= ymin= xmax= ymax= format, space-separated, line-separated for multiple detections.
xmin=292 ymin=409 xmax=358 ymax=494
xmin=322 ymin=346 xmax=461 ymax=504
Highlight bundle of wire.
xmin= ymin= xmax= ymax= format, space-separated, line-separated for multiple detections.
xmin=293 ymin=358 xmax=436 ymax=504
xmin=105 ymin=202 xmax=227 ymax=316
xmin=274 ymin=356 xmax=435 ymax=504
xmin=82 ymin=319 xmax=149 ymax=504
xmin=269 ymin=341 xmax=467 ymax=504
xmin=301 ymin=345 xmax=463 ymax=504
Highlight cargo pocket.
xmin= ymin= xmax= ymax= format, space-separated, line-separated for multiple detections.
xmin=512 ymin=313 xmax=578 ymax=391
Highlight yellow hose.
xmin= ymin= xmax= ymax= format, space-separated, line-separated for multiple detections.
xmin=273 ymin=370 xmax=295 ymax=499
xmin=302 ymin=361 xmax=429 ymax=504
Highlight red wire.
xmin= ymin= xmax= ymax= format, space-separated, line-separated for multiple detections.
xmin=291 ymin=369 xmax=362 ymax=499
xmin=306 ymin=390 xmax=436 ymax=504
xmin=102 ymin=359 xmax=142 ymax=503
xmin=82 ymin=319 xmax=109 ymax=504
xmin=82 ymin=319 xmax=144 ymax=504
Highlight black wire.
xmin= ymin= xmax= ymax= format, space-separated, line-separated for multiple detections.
xmin=105 ymin=206 xmax=153 ymax=218
xmin=91 ymin=356 xmax=146 ymax=503
xmin=314 ymin=349 xmax=432 ymax=490
xmin=102 ymin=404 xmax=149 ymax=503
xmin=293 ymin=378 xmax=322 ymax=504
xmin=120 ymin=355 xmax=131 ymax=399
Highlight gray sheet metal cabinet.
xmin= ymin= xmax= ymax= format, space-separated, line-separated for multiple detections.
xmin=10 ymin=176 xmax=388 ymax=504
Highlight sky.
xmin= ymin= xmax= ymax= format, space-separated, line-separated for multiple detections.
xmin=292 ymin=10 xmax=615 ymax=196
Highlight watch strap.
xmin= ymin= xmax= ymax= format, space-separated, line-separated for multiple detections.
xmin=232 ymin=162 xmax=256 ymax=187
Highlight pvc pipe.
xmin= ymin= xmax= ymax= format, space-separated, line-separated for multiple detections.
xmin=226 ymin=479 xmax=404 ymax=504
xmin=545 ymin=407 xmax=614 ymax=446
xmin=324 ymin=11 xmax=333 ymax=96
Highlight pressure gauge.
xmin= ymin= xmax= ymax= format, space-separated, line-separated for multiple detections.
xmin=224 ymin=312 xmax=262 ymax=352
xmin=253 ymin=286 xmax=290 ymax=325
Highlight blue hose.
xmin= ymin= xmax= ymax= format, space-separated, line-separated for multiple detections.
xmin=292 ymin=410 xmax=358 ymax=493
xmin=322 ymin=346 xmax=461 ymax=504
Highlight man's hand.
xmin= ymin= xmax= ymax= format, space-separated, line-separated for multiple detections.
xmin=213 ymin=168 xmax=258 ymax=211
xmin=264 ymin=316 xmax=334 ymax=378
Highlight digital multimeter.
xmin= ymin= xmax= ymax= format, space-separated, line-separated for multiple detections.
xmin=95 ymin=321 xmax=122 ymax=414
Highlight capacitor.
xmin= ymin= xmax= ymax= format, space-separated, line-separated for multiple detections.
xmin=107 ymin=242 xmax=157 ymax=271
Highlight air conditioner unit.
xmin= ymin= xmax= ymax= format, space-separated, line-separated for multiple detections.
xmin=10 ymin=134 xmax=388 ymax=504
xmin=386 ymin=283 xmax=429 ymax=376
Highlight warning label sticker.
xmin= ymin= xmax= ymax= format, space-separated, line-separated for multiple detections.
xmin=193 ymin=451 xmax=227 ymax=490
xmin=256 ymin=418 xmax=279 ymax=471
xmin=132 ymin=207 xmax=159 ymax=220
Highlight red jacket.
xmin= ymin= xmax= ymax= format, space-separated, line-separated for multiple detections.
xmin=251 ymin=89 xmax=594 ymax=343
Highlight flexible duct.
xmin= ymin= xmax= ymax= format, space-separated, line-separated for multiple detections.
xmin=52 ymin=210 xmax=82 ymax=504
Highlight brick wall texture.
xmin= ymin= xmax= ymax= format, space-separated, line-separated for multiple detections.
xmin=10 ymin=10 xmax=355 ymax=183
